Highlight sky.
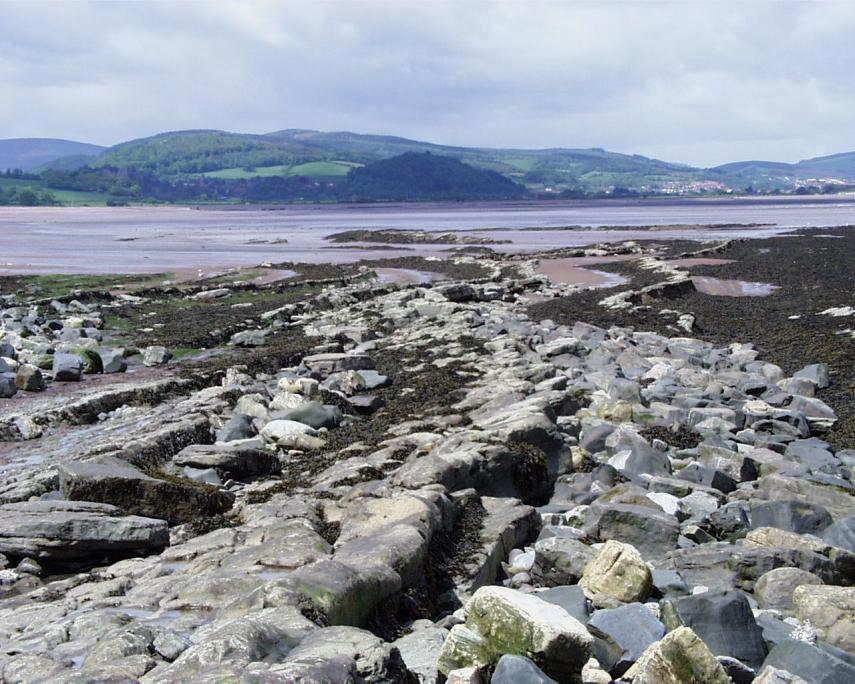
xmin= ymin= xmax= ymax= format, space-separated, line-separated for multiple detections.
xmin=1 ymin=0 xmax=853 ymax=167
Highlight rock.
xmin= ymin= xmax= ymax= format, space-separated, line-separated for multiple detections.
xmin=302 ymin=352 xmax=375 ymax=376
xmin=347 ymin=394 xmax=386 ymax=414
xmin=173 ymin=442 xmax=279 ymax=479
xmin=284 ymin=401 xmax=343 ymax=430
xmin=537 ymin=585 xmax=591 ymax=625
xmin=753 ymin=665 xmax=810 ymax=683
xmin=284 ymin=626 xmax=412 ymax=683
xmin=491 ymin=654 xmax=558 ymax=683
xmin=675 ymin=590 xmax=768 ymax=669
xmin=623 ymin=626 xmax=730 ymax=684
xmin=0 ymin=500 xmax=168 ymax=561
xmin=15 ymin=364 xmax=44 ymax=391
xmin=750 ymin=500 xmax=833 ymax=535
xmin=52 ymin=352 xmax=83 ymax=381
xmin=99 ymin=348 xmax=128 ymax=373
xmin=755 ymin=568 xmax=824 ymax=613
xmin=58 ymin=456 xmax=234 ymax=525
xmin=821 ymin=516 xmax=855 ymax=553
xmin=392 ymin=624 xmax=447 ymax=683
xmin=0 ymin=376 xmax=16 ymax=398
xmin=216 ymin=413 xmax=257 ymax=442
xmin=579 ymin=540 xmax=653 ymax=607
xmin=438 ymin=586 xmax=593 ymax=681
xmin=584 ymin=502 xmax=680 ymax=560
xmin=191 ymin=287 xmax=231 ymax=300
xmin=761 ymin=639 xmax=855 ymax=684
xmin=793 ymin=364 xmax=829 ymax=389
xmin=792 ymin=585 xmax=855 ymax=653
xmin=229 ymin=329 xmax=271 ymax=347
xmin=260 ymin=419 xmax=326 ymax=450
xmin=531 ymin=536 xmax=595 ymax=587
xmin=587 ymin=602 xmax=665 ymax=676
xmin=143 ymin=345 xmax=171 ymax=366
xmin=446 ymin=665 xmax=483 ymax=683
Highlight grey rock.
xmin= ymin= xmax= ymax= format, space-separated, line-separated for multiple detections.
xmin=98 ymin=348 xmax=128 ymax=373
xmin=584 ymin=502 xmax=680 ymax=560
xmin=536 ymin=585 xmax=590 ymax=625
xmin=491 ymin=654 xmax=558 ymax=684
xmin=762 ymin=639 xmax=855 ymax=684
xmin=755 ymin=567 xmax=824 ymax=613
xmin=143 ymin=345 xmax=171 ymax=366
xmin=793 ymin=363 xmax=829 ymax=389
xmin=216 ymin=413 xmax=257 ymax=442
xmin=52 ymin=352 xmax=83 ymax=381
xmin=821 ymin=516 xmax=855 ymax=553
xmin=587 ymin=602 xmax=666 ymax=676
xmin=750 ymin=500 xmax=833 ymax=535
xmin=676 ymin=590 xmax=768 ymax=669
xmin=0 ymin=500 xmax=168 ymax=561
xmin=15 ymin=364 xmax=44 ymax=391
xmin=0 ymin=376 xmax=16 ymax=398
xmin=531 ymin=536 xmax=594 ymax=587
xmin=284 ymin=626 xmax=412 ymax=683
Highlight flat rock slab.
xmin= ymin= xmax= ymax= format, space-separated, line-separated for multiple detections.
xmin=0 ymin=499 xmax=168 ymax=561
xmin=59 ymin=456 xmax=234 ymax=525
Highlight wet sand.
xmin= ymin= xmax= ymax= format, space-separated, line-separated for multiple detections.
xmin=374 ymin=268 xmax=444 ymax=285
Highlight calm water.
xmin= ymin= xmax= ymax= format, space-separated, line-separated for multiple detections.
xmin=1 ymin=198 xmax=853 ymax=274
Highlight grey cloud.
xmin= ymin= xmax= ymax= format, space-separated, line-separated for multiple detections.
xmin=0 ymin=0 xmax=853 ymax=166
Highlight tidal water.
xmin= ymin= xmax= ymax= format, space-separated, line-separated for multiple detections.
xmin=1 ymin=197 xmax=853 ymax=274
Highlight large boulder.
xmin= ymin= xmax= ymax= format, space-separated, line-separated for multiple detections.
xmin=142 ymin=345 xmax=171 ymax=366
xmin=792 ymin=585 xmax=855 ymax=654
xmin=531 ymin=536 xmax=594 ymax=587
xmin=675 ymin=590 xmax=768 ymax=669
xmin=750 ymin=500 xmax=833 ymax=535
xmin=0 ymin=500 xmax=168 ymax=562
xmin=755 ymin=567 xmax=824 ymax=613
xmin=0 ymin=376 xmax=15 ymax=398
xmin=52 ymin=352 xmax=83 ymax=381
xmin=762 ymin=639 xmax=855 ymax=684
xmin=579 ymin=540 xmax=653 ymax=607
xmin=491 ymin=654 xmax=558 ymax=684
xmin=283 ymin=626 xmax=413 ymax=683
xmin=58 ymin=456 xmax=234 ymax=525
xmin=584 ymin=502 xmax=679 ymax=560
xmin=15 ymin=364 xmax=44 ymax=391
xmin=623 ymin=626 xmax=730 ymax=684
xmin=437 ymin=586 xmax=593 ymax=682
xmin=586 ymin=602 xmax=665 ymax=676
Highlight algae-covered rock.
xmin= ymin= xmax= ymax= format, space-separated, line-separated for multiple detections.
xmin=438 ymin=586 xmax=593 ymax=682
xmin=579 ymin=540 xmax=653 ymax=607
xmin=623 ymin=626 xmax=730 ymax=683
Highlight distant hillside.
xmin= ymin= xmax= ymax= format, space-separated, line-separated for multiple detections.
xmin=716 ymin=151 xmax=855 ymax=186
xmin=347 ymin=152 xmax=526 ymax=200
xmin=0 ymin=138 xmax=104 ymax=172
xmin=13 ymin=127 xmax=855 ymax=204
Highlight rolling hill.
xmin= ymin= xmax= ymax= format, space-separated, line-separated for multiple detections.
xmin=13 ymin=127 xmax=855 ymax=204
xmin=0 ymin=138 xmax=105 ymax=172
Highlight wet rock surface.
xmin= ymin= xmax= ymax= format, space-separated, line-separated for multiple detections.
xmin=0 ymin=235 xmax=852 ymax=683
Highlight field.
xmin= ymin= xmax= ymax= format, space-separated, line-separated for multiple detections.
xmin=0 ymin=177 xmax=117 ymax=206
xmin=201 ymin=160 xmax=362 ymax=180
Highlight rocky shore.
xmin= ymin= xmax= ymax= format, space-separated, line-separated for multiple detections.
xmin=0 ymin=229 xmax=853 ymax=683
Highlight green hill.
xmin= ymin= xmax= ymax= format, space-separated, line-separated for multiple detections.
xmin=347 ymin=152 xmax=526 ymax=200
xmin=715 ymin=151 xmax=855 ymax=186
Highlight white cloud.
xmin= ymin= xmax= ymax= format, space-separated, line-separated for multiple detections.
xmin=0 ymin=0 xmax=853 ymax=166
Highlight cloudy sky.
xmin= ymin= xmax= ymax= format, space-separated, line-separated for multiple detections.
xmin=1 ymin=0 xmax=853 ymax=167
